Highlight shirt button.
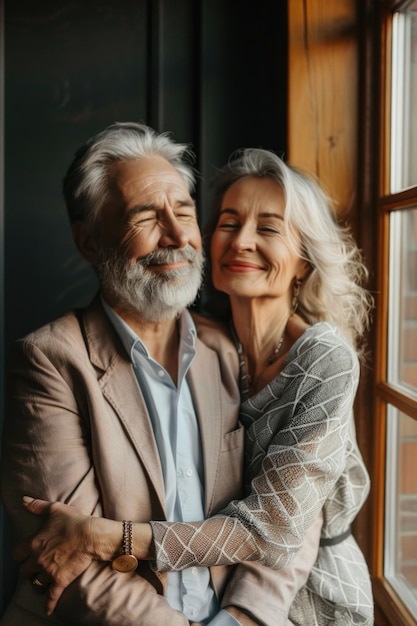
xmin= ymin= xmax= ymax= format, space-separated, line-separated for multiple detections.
xmin=191 ymin=567 xmax=198 ymax=576
xmin=158 ymin=370 xmax=164 ymax=378
xmin=185 ymin=468 xmax=193 ymax=477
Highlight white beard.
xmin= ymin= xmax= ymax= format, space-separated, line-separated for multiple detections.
xmin=97 ymin=245 xmax=204 ymax=321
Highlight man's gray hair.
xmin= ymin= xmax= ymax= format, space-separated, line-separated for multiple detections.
xmin=63 ymin=122 xmax=196 ymax=229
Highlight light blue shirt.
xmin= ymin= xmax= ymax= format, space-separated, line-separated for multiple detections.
xmin=102 ymin=298 xmax=240 ymax=626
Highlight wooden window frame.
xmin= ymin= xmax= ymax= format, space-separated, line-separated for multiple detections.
xmin=372 ymin=3 xmax=417 ymax=624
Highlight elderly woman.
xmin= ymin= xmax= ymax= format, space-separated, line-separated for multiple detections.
xmin=19 ymin=149 xmax=374 ymax=625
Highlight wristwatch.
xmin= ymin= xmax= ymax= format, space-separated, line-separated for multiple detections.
xmin=112 ymin=520 xmax=139 ymax=573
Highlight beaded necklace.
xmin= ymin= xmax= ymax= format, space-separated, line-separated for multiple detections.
xmin=230 ymin=323 xmax=285 ymax=399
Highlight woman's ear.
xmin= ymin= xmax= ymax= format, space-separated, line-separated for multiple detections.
xmin=297 ymin=260 xmax=312 ymax=282
xmin=72 ymin=221 xmax=100 ymax=268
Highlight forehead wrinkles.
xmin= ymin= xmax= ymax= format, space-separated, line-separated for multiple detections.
xmin=106 ymin=156 xmax=191 ymax=205
xmin=113 ymin=180 xmax=194 ymax=217
xmin=222 ymin=179 xmax=285 ymax=216
xmin=139 ymin=176 xmax=191 ymax=206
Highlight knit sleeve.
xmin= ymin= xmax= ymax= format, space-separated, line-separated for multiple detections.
xmin=151 ymin=332 xmax=360 ymax=571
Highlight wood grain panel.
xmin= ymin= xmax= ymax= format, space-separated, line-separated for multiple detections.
xmin=287 ymin=0 xmax=358 ymax=217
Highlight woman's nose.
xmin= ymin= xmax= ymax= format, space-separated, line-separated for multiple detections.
xmin=231 ymin=228 xmax=256 ymax=251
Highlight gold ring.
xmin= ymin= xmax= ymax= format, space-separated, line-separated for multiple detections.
xmin=31 ymin=573 xmax=50 ymax=594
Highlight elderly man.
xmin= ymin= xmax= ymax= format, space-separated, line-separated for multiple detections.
xmin=1 ymin=123 xmax=317 ymax=626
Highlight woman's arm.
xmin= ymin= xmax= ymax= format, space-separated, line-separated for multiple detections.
xmin=151 ymin=335 xmax=361 ymax=572
xmin=18 ymin=496 xmax=322 ymax=621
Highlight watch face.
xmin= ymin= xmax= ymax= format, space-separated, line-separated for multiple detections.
xmin=112 ymin=554 xmax=139 ymax=573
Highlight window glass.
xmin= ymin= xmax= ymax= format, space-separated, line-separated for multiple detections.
xmin=385 ymin=407 xmax=417 ymax=617
xmin=391 ymin=2 xmax=417 ymax=192
xmin=388 ymin=208 xmax=417 ymax=397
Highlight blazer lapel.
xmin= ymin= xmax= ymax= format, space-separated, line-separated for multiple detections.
xmin=82 ymin=297 xmax=166 ymax=513
xmin=188 ymin=337 xmax=223 ymax=515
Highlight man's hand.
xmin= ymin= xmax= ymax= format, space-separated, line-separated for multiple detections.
xmin=14 ymin=497 xmax=94 ymax=615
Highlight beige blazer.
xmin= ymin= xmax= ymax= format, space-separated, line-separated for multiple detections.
xmin=0 ymin=296 xmax=312 ymax=626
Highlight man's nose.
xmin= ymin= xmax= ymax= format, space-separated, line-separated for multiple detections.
xmin=159 ymin=216 xmax=189 ymax=248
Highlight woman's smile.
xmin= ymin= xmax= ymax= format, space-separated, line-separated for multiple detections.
xmin=222 ymin=259 xmax=266 ymax=272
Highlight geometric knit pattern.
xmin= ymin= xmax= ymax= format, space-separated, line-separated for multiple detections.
xmin=151 ymin=322 xmax=374 ymax=624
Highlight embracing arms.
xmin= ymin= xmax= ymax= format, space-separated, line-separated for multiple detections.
xmin=16 ymin=495 xmax=322 ymax=622
xmin=3 ymin=316 xmax=315 ymax=626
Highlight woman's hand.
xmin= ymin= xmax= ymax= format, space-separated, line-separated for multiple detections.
xmin=15 ymin=497 xmax=95 ymax=615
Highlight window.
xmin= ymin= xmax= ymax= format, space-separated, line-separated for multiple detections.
xmin=375 ymin=1 xmax=417 ymax=622
xmin=390 ymin=4 xmax=417 ymax=192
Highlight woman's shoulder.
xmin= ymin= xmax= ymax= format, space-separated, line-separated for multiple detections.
xmin=293 ymin=321 xmax=354 ymax=350
xmin=287 ymin=321 xmax=359 ymax=374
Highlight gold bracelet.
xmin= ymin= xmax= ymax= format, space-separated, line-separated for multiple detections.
xmin=112 ymin=520 xmax=138 ymax=573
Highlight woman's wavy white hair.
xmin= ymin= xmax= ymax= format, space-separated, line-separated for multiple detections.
xmin=204 ymin=148 xmax=373 ymax=354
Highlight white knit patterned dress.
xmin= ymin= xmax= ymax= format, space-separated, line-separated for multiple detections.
xmin=151 ymin=322 xmax=374 ymax=625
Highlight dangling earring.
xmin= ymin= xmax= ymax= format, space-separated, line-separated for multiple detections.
xmin=291 ymin=278 xmax=302 ymax=315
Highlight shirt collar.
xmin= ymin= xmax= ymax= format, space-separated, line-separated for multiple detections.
xmin=100 ymin=294 xmax=196 ymax=363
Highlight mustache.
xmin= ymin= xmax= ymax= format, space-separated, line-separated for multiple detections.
xmin=134 ymin=245 xmax=199 ymax=268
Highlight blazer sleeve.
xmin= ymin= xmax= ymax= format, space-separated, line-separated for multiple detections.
xmin=150 ymin=337 xmax=361 ymax=571
xmin=1 ymin=338 xmax=189 ymax=626
xmin=220 ymin=512 xmax=322 ymax=626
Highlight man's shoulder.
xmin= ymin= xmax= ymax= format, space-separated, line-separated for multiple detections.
xmin=13 ymin=296 xmax=104 ymax=354
xmin=19 ymin=309 xmax=83 ymax=344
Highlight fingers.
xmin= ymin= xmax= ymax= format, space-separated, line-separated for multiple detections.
xmin=28 ymin=573 xmax=64 ymax=616
xmin=23 ymin=496 xmax=53 ymax=515
xmin=46 ymin=583 xmax=66 ymax=616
